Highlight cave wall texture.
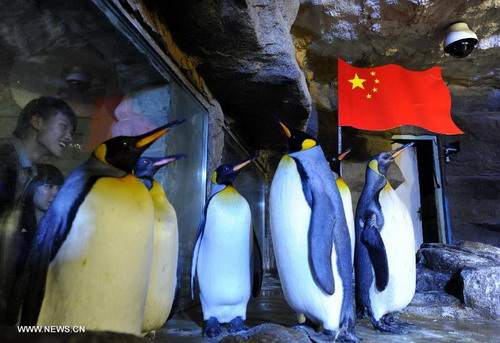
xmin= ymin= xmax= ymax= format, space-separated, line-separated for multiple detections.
xmin=132 ymin=0 xmax=499 ymax=247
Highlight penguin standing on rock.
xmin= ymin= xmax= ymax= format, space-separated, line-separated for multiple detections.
xmin=355 ymin=142 xmax=416 ymax=333
xmin=13 ymin=120 xmax=185 ymax=335
xmin=329 ymin=149 xmax=355 ymax=265
xmin=133 ymin=154 xmax=186 ymax=335
xmin=270 ymin=121 xmax=358 ymax=342
xmin=191 ymin=157 xmax=262 ymax=338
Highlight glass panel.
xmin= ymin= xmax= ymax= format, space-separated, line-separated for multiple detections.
xmin=0 ymin=0 xmax=207 ymax=320
xmin=162 ymin=81 xmax=208 ymax=310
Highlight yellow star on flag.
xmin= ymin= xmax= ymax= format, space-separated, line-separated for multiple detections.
xmin=374 ymin=79 xmax=380 ymax=84
xmin=348 ymin=73 xmax=366 ymax=89
xmin=366 ymin=94 xmax=372 ymax=99
xmin=372 ymin=87 xmax=378 ymax=92
xmin=370 ymin=71 xmax=376 ymax=76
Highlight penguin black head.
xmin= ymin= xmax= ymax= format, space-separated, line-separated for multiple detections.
xmin=211 ymin=156 xmax=257 ymax=185
xmin=134 ymin=154 xmax=187 ymax=180
xmin=369 ymin=142 xmax=414 ymax=176
xmin=93 ymin=119 xmax=185 ymax=173
xmin=329 ymin=148 xmax=352 ymax=175
xmin=277 ymin=120 xmax=317 ymax=153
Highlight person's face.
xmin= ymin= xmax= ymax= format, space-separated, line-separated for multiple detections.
xmin=36 ymin=112 xmax=74 ymax=158
xmin=32 ymin=183 xmax=61 ymax=212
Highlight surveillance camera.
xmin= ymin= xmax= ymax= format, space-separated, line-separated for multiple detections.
xmin=65 ymin=66 xmax=90 ymax=91
xmin=443 ymin=22 xmax=478 ymax=58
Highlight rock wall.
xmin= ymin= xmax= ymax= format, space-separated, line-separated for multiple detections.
xmin=291 ymin=0 xmax=500 ymax=247
xmin=413 ymin=241 xmax=500 ymax=320
xmin=444 ymin=86 xmax=500 ymax=246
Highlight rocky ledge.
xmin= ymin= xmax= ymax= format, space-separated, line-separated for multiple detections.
xmin=404 ymin=241 xmax=500 ymax=320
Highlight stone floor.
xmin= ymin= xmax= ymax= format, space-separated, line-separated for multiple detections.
xmin=0 ymin=273 xmax=497 ymax=342
xmin=155 ymin=274 xmax=499 ymax=343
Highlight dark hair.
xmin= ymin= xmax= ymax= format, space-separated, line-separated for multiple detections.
xmin=31 ymin=164 xmax=65 ymax=187
xmin=21 ymin=164 xmax=65 ymax=243
xmin=13 ymin=96 xmax=77 ymax=138
xmin=24 ymin=163 xmax=65 ymax=210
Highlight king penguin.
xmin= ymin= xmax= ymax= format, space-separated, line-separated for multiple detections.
xmin=270 ymin=121 xmax=358 ymax=342
xmin=133 ymin=154 xmax=186 ymax=335
xmin=354 ymin=142 xmax=416 ymax=333
xmin=191 ymin=157 xmax=263 ymax=338
xmin=329 ymin=149 xmax=355 ymax=265
xmin=14 ymin=119 xmax=185 ymax=335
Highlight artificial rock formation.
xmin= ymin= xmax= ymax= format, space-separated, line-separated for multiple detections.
xmin=148 ymin=0 xmax=311 ymax=149
xmin=411 ymin=241 xmax=500 ymax=320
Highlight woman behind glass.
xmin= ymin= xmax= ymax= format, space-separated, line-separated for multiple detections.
xmin=21 ymin=164 xmax=64 ymax=245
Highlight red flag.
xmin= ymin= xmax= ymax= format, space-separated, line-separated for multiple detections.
xmin=338 ymin=58 xmax=463 ymax=134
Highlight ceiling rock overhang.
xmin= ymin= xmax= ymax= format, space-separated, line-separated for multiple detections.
xmin=149 ymin=0 xmax=311 ymax=149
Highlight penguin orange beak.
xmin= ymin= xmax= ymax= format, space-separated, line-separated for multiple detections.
xmin=153 ymin=154 xmax=187 ymax=167
xmin=135 ymin=119 xmax=186 ymax=148
xmin=233 ymin=155 xmax=258 ymax=171
xmin=278 ymin=121 xmax=292 ymax=138
xmin=338 ymin=148 xmax=352 ymax=161
xmin=391 ymin=142 xmax=415 ymax=158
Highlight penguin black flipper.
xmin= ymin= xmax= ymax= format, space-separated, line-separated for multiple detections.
xmin=294 ymin=159 xmax=335 ymax=296
xmin=251 ymin=229 xmax=263 ymax=297
xmin=12 ymin=159 xmax=126 ymax=325
xmin=190 ymin=194 xmax=216 ymax=300
xmin=361 ymin=214 xmax=389 ymax=291
xmin=308 ymin=190 xmax=336 ymax=295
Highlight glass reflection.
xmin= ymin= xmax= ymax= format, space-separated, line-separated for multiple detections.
xmin=0 ymin=0 xmax=207 ymax=325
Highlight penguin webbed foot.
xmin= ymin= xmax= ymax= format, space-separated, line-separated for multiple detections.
xmin=370 ymin=314 xmax=409 ymax=334
xmin=228 ymin=316 xmax=248 ymax=333
xmin=203 ymin=317 xmax=222 ymax=337
xmin=293 ymin=325 xmax=336 ymax=343
xmin=356 ymin=306 xmax=368 ymax=319
xmin=382 ymin=313 xmax=416 ymax=329
xmin=144 ymin=330 xmax=156 ymax=340
xmin=336 ymin=318 xmax=361 ymax=343
xmin=336 ymin=329 xmax=362 ymax=343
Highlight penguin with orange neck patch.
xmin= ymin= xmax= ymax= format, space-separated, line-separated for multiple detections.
xmin=355 ymin=142 xmax=416 ymax=333
xmin=13 ymin=120 xmax=184 ymax=335
xmin=270 ymin=121 xmax=358 ymax=342
xmin=191 ymin=157 xmax=262 ymax=338
xmin=329 ymin=149 xmax=355 ymax=265
xmin=133 ymin=154 xmax=186 ymax=335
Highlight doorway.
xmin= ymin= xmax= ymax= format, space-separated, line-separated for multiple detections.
xmin=391 ymin=135 xmax=447 ymax=250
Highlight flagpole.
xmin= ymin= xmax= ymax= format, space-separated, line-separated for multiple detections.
xmin=338 ymin=125 xmax=342 ymax=177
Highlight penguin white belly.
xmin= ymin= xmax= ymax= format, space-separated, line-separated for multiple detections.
xmin=197 ymin=187 xmax=251 ymax=323
xmin=337 ymin=178 xmax=355 ymax=264
xmin=38 ymin=175 xmax=155 ymax=335
xmin=270 ymin=156 xmax=343 ymax=331
xmin=142 ymin=183 xmax=178 ymax=333
xmin=369 ymin=186 xmax=416 ymax=320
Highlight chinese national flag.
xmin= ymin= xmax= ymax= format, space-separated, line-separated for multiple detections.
xmin=338 ymin=58 xmax=463 ymax=134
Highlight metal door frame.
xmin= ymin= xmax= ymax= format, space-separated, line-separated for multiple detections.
xmin=392 ymin=135 xmax=448 ymax=244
